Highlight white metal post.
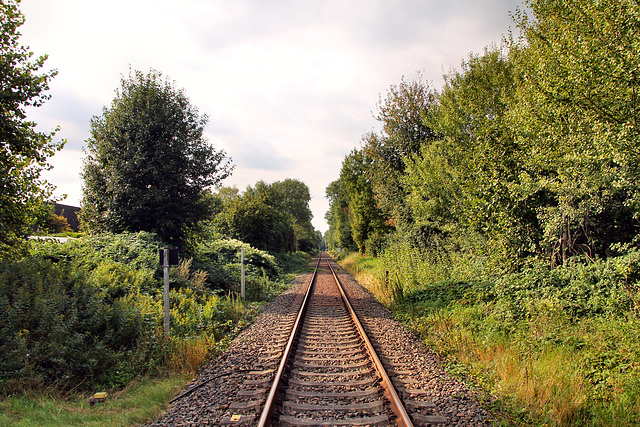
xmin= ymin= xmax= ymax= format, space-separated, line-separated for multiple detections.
xmin=163 ymin=248 xmax=170 ymax=337
xmin=241 ymin=246 xmax=245 ymax=300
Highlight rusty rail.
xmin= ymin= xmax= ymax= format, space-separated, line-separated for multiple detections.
xmin=257 ymin=253 xmax=414 ymax=426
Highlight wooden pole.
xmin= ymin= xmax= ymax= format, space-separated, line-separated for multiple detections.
xmin=241 ymin=247 xmax=245 ymax=301
xmin=163 ymin=248 xmax=170 ymax=337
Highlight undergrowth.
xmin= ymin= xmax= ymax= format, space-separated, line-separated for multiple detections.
xmin=1 ymin=232 xmax=306 ymax=396
xmin=0 ymin=233 xmax=311 ymax=426
xmin=338 ymin=250 xmax=640 ymax=426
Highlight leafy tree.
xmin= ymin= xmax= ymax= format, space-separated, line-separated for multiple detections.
xmin=339 ymin=148 xmax=389 ymax=254
xmin=181 ymin=189 xmax=225 ymax=246
xmin=81 ymin=69 xmax=233 ymax=246
xmin=405 ymin=47 xmax=541 ymax=264
xmin=215 ymin=187 xmax=293 ymax=252
xmin=328 ymin=0 xmax=640 ymax=274
xmin=44 ymin=207 xmax=72 ymax=234
xmin=215 ymin=179 xmax=317 ymax=252
xmin=508 ymin=0 xmax=640 ymax=263
xmin=0 ymin=0 xmax=63 ymax=255
xmin=363 ymin=76 xmax=437 ymax=228
xmin=268 ymin=179 xmax=312 ymax=224
xmin=325 ymin=179 xmax=357 ymax=253
xmin=267 ymin=179 xmax=315 ymax=251
xmin=216 ymin=186 xmax=240 ymax=204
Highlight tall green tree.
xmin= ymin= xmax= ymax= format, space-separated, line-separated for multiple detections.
xmin=404 ymin=47 xmax=540 ymax=264
xmin=218 ymin=194 xmax=292 ymax=252
xmin=268 ymin=179 xmax=316 ymax=251
xmin=509 ymin=0 xmax=640 ymax=263
xmin=364 ymin=76 xmax=437 ymax=229
xmin=324 ymin=179 xmax=356 ymax=252
xmin=214 ymin=179 xmax=317 ymax=252
xmin=268 ymin=179 xmax=312 ymax=225
xmin=215 ymin=183 xmax=293 ymax=252
xmin=81 ymin=69 xmax=233 ymax=245
xmin=244 ymin=179 xmax=316 ymax=251
xmin=0 ymin=0 xmax=63 ymax=255
xmin=340 ymin=148 xmax=389 ymax=254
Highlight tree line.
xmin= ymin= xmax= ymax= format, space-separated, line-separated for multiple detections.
xmin=80 ymin=68 xmax=319 ymax=253
xmin=0 ymin=0 xmax=319 ymax=257
xmin=326 ymin=0 xmax=640 ymax=270
xmin=0 ymin=0 xmax=319 ymax=395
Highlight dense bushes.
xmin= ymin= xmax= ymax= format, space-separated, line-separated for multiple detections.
xmin=365 ymin=246 xmax=640 ymax=424
xmin=193 ymin=238 xmax=279 ymax=289
xmin=0 ymin=232 xmax=300 ymax=394
xmin=338 ymin=247 xmax=640 ymax=424
xmin=0 ymin=256 xmax=147 ymax=391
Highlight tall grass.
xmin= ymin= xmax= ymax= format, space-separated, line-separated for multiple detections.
xmin=339 ymin=252 xmax=393 ymax=304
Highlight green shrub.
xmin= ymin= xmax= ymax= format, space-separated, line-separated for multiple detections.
xmin=274 ymin=251 xmax=311 ymax=274
xmin=373 ymin=246 xmax=640 ymax=425
xmin=0 ymin=257 xmax=146 ymax=392
xmin=2 ymin=233 xmax=304 ymax=394
xmin=489 ymin=257 xmax=637 ymax=323
xmin=30 ymin=231 xmax=161 ymax=273
xmin=193 ymin=238 xmax=279 ymax=290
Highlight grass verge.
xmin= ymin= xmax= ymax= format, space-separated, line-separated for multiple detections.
xmin=337 ymin=251 xmax=640 ymax=426
xmin=0 ymin=374 xmax=189 ymax=427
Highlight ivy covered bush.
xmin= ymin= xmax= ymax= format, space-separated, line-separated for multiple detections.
xmin=0 ymin=232 xmax=296 ymax=393
xmin=0 ymin=255 xmax=148 ymax=391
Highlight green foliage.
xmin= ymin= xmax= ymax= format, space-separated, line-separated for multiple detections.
xmin=0 ymin=0 xmax=64 ymax=256
xmin=419 ymin=47 xmax=539 ymax=266
xmin=364 ymin=76 xmax=437 ymax=227
xmin=357 ymin=242 xmax=640 ymax=425
xmin=339 ymin=148 xmax=389 ymax=254
xmin=0 ymin=256 xmax=145 ymax=391
xmin=324 ymin=76 xmax=443 ymax=256
xmin=31 ymin=231 xmax=160 ymax=277
xmin=170 ymin=288 xmax=248 ymax=338
xmin=324 ymin=179 xmax=357 ymax=253
xmin=489 ymin=259 xmax=636 ymax=321
xmin=327 ymin=0 xmax=640 ymax=423
xmin=44 ymin=213 xmax=72 ymax=234
xmin=274 ymin=250 xmax=312 ymax=275
xmin=193 ymin=238 xmax=279 ymax=290
xmin=216 ymin=188 xmax=293 ymax=253
xmin=329 ymin=0 xmax=640 ymax=268
xmin=364 ymin=230 xmax=386 ymax=257
xmin=80 ymin=68 xmax=233 ymax=246
xmin=214 ymin=179 xmax=318 ymax=253
xmin=0 ymin=231 xmax=298 ymax=394
xmin=268 ymin=179 xmax=313 ymax=226
xmin=508 ymin=0 xmax=640 ymax=263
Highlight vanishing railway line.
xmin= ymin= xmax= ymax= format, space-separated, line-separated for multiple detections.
xmin=221 ymin=254 xmax=447 ymax=426
xmin=151 ymin=253 xmax=490 ymax=426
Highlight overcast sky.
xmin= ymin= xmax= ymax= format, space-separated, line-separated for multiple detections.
xmin=21 ymin=0 xmax=523 ymax=233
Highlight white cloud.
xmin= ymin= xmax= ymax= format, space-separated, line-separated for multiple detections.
xmin=20 ymin=0 xmax=524 ymax=232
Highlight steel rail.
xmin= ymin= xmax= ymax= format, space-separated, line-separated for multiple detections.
xmin=257 ymin=255 xmax=321 ymax=427
xmin=258 ymin=253 xmax=414 ymax=426
xmin=327 ymin=258 xmax=414 ymax=427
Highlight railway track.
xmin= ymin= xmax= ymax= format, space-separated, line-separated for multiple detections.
xmin=220 ymin=254 xmax=447 ymax=426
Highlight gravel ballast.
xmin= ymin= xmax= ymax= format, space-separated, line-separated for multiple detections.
xmin=148 ymin=258 xmax=493 ymax=426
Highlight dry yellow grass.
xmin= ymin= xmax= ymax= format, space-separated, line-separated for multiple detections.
xmin=167 ymin=336 xmax=216 ymax=376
